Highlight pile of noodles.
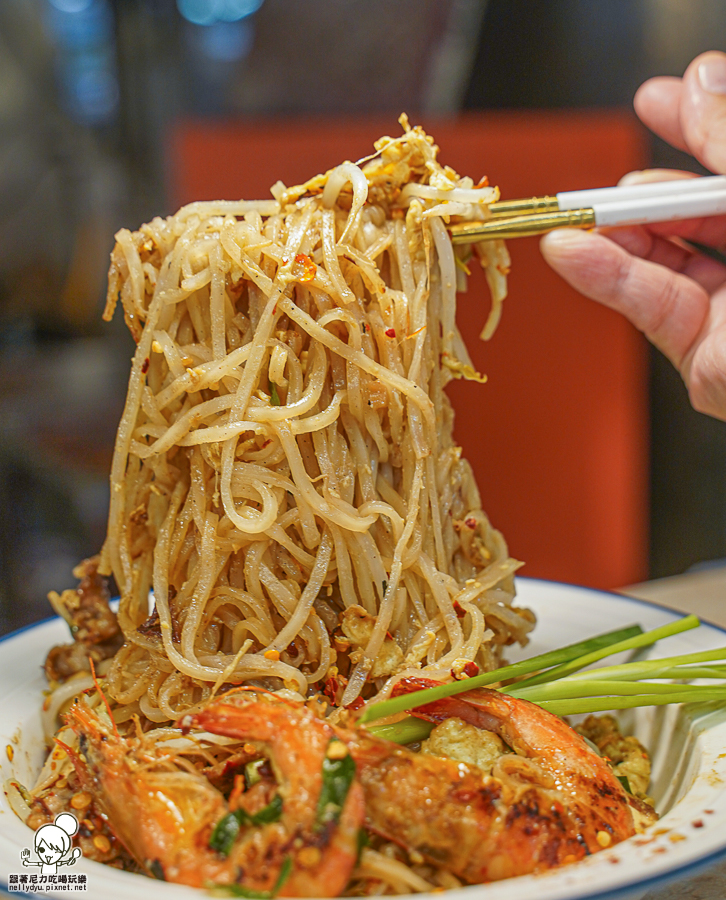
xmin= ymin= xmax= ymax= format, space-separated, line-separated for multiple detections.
xmin=91 ymin=116 xmax=534 ymax=727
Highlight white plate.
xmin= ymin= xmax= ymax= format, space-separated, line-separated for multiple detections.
xmin=2 ymin=579 xmax=726 ymax=900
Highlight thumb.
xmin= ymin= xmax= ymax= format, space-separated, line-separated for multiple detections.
xmin=681 ymin=51 xmax=726 ymax=174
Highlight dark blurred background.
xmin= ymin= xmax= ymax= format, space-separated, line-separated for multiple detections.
xmin=1 ymin=0 xmax=725 ymax=635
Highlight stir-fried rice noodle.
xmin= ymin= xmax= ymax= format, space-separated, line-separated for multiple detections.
xmin=92 ymin=115 xmax=532 ymax=723
xmin=27 ymin=118 xmax=541 ymax=893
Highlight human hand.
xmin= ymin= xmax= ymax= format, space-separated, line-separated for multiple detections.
xmin=541 ymin=51 xmax=726 ymax=420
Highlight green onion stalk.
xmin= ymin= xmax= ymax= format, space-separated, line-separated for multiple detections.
xmin=363 ymin=614 xmax=726 ymax=745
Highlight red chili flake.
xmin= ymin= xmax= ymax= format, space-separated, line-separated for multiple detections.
xmin=141 ymin=357 xmax=150 ymax=374
xmin=692 ymin=819 xmax=705 ymax=828
xmin=385 ymin=328 xmax=396 ymax=338
xmin=465 ymin=517 xmax=477 ymax=530
xmin=705 ymin=809 xmax=715 ymax=814
xmin=453 ymin=601 xmax=466 ymax=619
xmin=475 ymin=176 xmax=489 ymax=188
xmin=323 ymin=678 xmax=338 ymax=705
xmin=345 ymin=697 xmax=365 ymax=711
xmin=463 ymin=661 xmax=480 ymax=678
xmin=293 ymin=253 xmax=316 ymax=283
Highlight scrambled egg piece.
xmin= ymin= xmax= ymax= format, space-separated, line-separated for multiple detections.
xmin=421 ymin=717 xmax=506 ymax=772
xmin=576 ymin=714 xmax=651 ymax=799
xmin=340 ymin=606 xmax=403 ymax=678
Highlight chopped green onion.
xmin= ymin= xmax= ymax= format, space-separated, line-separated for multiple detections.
xmin=274 ymin=856 xmax=293 ymax=894
xmin=210 ymin=796 xmax=284 ymax=857
xmin=316 ymin=739 xmax=356 ymax=828
xmin=617 ymin=775 xmax=632 ymax=794
xmin=245 ymin=794 xmax=283 ymax=826
xmin=269 ymin=381 xmax=281 ymax=406
xmin=210 ymin=812 xmax=242 ymax=857
xmin=358 ymin=623 xmax=644 ymax=724
xmin=215 ymin=855 xmax=293 ymax=899
xmin=148 ymin=859 xmax=165 ymax=880
xmin=244 ymin=759 xmax=265 ymax=789
xmin=356 ymin=829 xmax=369 ymax=863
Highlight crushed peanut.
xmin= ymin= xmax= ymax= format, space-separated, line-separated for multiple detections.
xmin=71 ymin=792 xmax=93 ymax=810
xmin=93 ymin=835 xmax=111 ymax=854
xmin=326 ymin=741 xmax=349 ymax=760
xmin=297 ymin=846 xmax=322 ymax=868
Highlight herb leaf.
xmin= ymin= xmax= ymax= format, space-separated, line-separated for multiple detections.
xmin=316 ymin=740 xmax=356 ymax=828
xmin=617 ymin=775 xmax=632 ymax=795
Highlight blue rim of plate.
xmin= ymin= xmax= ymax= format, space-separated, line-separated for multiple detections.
xmin=3 ymin=578 xmax=726 ymax=900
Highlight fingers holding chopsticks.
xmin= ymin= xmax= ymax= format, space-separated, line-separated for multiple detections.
xmin=542 ymin=226 xmax=726 ymax=419
xmin=616 ymin=168 xmax=726 ymax=250
xmin=600 ymin=225 xmax=726 ymax=295
xmin=539 ymin=51 xmax=726 ymax=421
xmin=540 ymin=229 xmax=718 ymax=401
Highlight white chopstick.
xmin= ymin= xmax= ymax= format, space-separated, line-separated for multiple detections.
xmin=592 ymin=186 xmax=726 ymax=228
xmin=449 ymin=175 xmax=726 ymax=243
xmin=558 ymin=175 xmax=726 ymax=211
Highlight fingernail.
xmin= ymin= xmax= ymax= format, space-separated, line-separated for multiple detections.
xmin=698 ymin=53 xmax=726 ymax=95
xmin=541 ymin=228 xmax=587 ymax=246
xmin=618 ymin=171 xmax=643 ymax=186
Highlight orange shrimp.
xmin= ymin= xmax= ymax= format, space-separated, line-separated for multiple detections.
xmin=377 ymin=677 xmax=637 ymax=880
xmin=63 ymin=696 xmax=365 ymax=896
xmin=193 ymin=688 xmax=635 ymax=885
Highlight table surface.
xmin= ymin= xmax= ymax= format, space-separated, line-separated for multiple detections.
xmin=623 ymin=567 xmax=726 ymax=900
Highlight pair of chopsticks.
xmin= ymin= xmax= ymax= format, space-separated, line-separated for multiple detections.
xmin=448 ymin=175 xmax=726 ymax=243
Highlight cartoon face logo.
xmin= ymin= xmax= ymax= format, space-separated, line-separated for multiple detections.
xmin=21 ymin=813 xmax=82 ymax=874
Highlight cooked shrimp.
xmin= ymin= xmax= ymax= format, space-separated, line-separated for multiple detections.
xmin=188 ymin=696 xmax=365 ymax=897
xmin=192 ymin=687 xmax=636 ymax=884
xmin=64 ymin=695 xmax=365 ymax=896
xmin=374 ymin=678 xmax=637 ymax=880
